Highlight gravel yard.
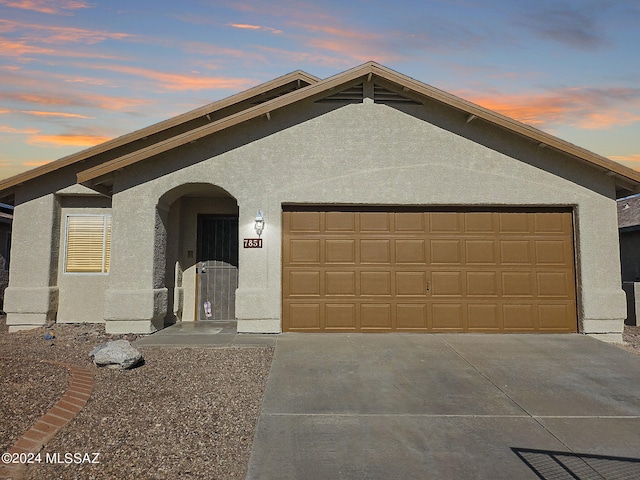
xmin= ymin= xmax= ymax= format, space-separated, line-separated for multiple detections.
xmin=1 ymin=317 xmax=639 ymax=479
xmin=0 ymin=317 xmax=274 ymax=479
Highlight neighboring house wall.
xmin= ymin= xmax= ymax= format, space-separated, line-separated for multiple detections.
xmin=0 ymin=221 xmax=11 ymax=310
xmin=618 ymin=195 xmax=640 ymax=326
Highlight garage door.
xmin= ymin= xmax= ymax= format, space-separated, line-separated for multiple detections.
xmin=282 ymin=208 xmax=577 ymax=333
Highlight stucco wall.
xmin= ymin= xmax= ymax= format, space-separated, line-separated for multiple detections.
xmin=56 ymin=206 xmax=111 ymax=324
xmin=103 ymin=100 xmax=625 ymax=338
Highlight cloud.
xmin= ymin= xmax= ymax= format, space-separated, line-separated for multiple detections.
xmin=90 ymin=64 xmax=255 ymax=91
xmin=0 ymin=0 xmax=93 ymax=15
xmin=229 ymin=23 xmax=283 ymax=34
xmin=0 ymin=124 xmax=39 ymax=134
xmin=0 ymin=19 xmax=134 ymax=45
xmin=610 ymin=154 xmax=640 ymax=171
xmin=0 ymin=37 xmax=126 ymax=60
xmin=28 ymin=133 xmax=111 ymax=147
xmin=0 ymin=109 xmax=9 ymax=114
xmin=0 ymin=90 xmax=153 ymax=111
xmin=462 ymin=85 xmax=640 ymax=130
xmin=20 ymin=110 xmax=93 ymax=119
xmin=23 ymin=160 xmax=53 ymax=167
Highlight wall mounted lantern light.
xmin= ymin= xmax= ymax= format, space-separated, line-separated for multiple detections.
xmin=254 ymin=210 xmax=265 ymax=237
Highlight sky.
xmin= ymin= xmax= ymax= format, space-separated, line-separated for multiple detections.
xmin=0 ymin=0 xmax=639 ymax=180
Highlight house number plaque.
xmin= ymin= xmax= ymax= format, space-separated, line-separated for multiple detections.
xmin=243 ymin=238 xmax=263 ymax=248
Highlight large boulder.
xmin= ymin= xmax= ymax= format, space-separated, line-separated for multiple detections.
xmin=90 ymin=340 xmax=143 ymax=369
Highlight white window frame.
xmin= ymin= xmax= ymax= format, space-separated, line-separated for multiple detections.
xmin=63 ymin=214 xmax=112 ymax=274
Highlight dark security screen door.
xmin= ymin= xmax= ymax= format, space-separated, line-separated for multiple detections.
xmin=197 ymin=216 xmax=239 ymax=320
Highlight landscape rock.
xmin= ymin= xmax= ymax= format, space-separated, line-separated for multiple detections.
xmin=90 ymin=339 xmax=143 ymax=369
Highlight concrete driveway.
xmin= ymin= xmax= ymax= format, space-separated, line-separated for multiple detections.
xmin=246 ymin=334 xmax=640 ymax=479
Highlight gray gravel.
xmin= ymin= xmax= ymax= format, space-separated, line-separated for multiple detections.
xmin=0 ymin=317 xmax=274 ymax=479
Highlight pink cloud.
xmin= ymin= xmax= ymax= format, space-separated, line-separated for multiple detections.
xmin=90 ymin=64 xmax=255 ymax=91
xmin=20 ymin=110 xmax=93 ymax=119
xmin=462 ymin=86 xmax=640 ymax=130
xmin=610 ymin=154 xmax=640 ymax=171
xmin=28 ymin=133 xmax=111 ymax=147
xmin=23 ymin=160 xmax=53 ymax=166
xmin=0 ymin=124 xmax=39 ymax=134
xmin=0 ymin=0 xmax=92 ymax=15
xmin=0 ymin=19 xmax=134 ymax=45
xmin=229 ymin=23 xmax=283 ymax=34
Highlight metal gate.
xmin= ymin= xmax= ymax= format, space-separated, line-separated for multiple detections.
xmin=196 ymin=216 xmax=238 ymax=321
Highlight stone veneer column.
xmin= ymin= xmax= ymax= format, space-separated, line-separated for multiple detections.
xmin=5 ymin=193 xmax=60 ymax=332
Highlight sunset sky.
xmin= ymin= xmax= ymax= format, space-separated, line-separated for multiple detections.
xmin=1 ymin=0 xmax=639 ymax=180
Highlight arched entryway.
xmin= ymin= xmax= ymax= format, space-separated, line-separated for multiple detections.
xmin=158 ymin=183 xmax=238 ymax=324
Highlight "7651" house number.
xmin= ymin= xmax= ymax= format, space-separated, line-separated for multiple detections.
xmin=243 ymin=238 xmax=263 ymax=248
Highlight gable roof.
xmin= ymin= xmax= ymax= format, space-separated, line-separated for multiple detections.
xmin=1 ymin=62 xmax=639 ymax=199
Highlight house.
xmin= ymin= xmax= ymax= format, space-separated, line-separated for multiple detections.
xmin=1 ymin=62 xmax=639 ymax=342
xmin=618 ymin=194 xmax=640 ymax=326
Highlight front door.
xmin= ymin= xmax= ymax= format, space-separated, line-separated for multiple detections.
xmin=196 ymin=215 xmax=238 ymax=320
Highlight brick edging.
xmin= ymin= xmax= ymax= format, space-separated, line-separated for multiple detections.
xmin=0 ymin=358 xmax=94 ymax=480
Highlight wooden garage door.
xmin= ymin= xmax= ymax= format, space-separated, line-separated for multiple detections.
xmin=282 ymin=208 xmax=577 ymax=333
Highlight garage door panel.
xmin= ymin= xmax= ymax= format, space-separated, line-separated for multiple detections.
xmin=539 ymin=304 xmax=573 ymax=331
xmin=467 ymin=271 xmax=498 ymax=296
xmin=500 ymin=240 xmax=532 ymax=264
xmin=361 ymin=271 xmax=392 ymax=296
xmin=430 ymin=212 xmax=461 ymax=232
xmin=499 ymin=213 xmax=531 ymax=233
xmin=464 ymin=212 xmax=495 ymax=232
xmin=287 ymin=304 xmax=320 ymax=330
xmin=466 ymin=240 xmax=497 ymax=264
xmin=468 ymin=304 xmax=500 ymax=330
xmin=325 ymin=304 xmax=357 ymax=329
xmin=325 ymin=239 xmax=356 ymax=263
xmin=534 ymin=212 xmax=566 ymax=233
xmin=396 ymin=272 xmax=427 ymax=296
xmin=431 ymin=271 xmax=463 ymax=296
xmin=535 ymin=240 xmax=569 ymax=264
xmin=360 ymin=239 xmax=391 ymax=264
xmin=360 ymin=212 xmax=391 ymax=232
xmin=325 ymin=211 xmax=356 ymax=232
xmin=283 ymin=209 xmax=576 ymax=333
xmin=361 ymin=304 xmax=392 ymax=329
xmin=503 ymin=304 xmax=535 ymax=330
xmin=502 ymin=272 xmax=534 ymax=297
xmin=395 ymin=212 xmax=426 ymax=232
xmin=396 ymin=239 xmax=427 ymax=264
xmin=289 ymin=239 xmax=321 ymax=264
xmin=431 ymin=240 xmax=462 ymax=264
xmin=432 ymin=304 xmax=464 ymax=330
xmin=325 ymin=271 xmax=356 ymax=296
xmin=396 ymin=304 xmax=427 ymax=329
xmin=289 ymin=211 xmax=321 ymax=232
xmin=288 ymin=271 xmax=321 ymax=296
xmin=537 ymin=272 xmax=571 ymax=297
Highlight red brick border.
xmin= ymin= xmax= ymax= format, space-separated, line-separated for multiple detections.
xmin=0 ymin=359 xmax=93 ymax=480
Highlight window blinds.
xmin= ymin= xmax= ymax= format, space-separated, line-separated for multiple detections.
xmin=65 ymin=215 xmax=111 ymax=273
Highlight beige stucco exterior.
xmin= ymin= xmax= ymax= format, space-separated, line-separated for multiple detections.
xmin=2 ymin=65 xmax=636 ymax=342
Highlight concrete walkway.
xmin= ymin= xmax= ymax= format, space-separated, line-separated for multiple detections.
xmin=133 ymin=321 xmax=277 ymax=348
xmin=246 ymin=334 xmax=640 ymax=480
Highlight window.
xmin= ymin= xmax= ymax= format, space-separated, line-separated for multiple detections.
xmin=65 ymin=215 xmax=111 ymax=273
